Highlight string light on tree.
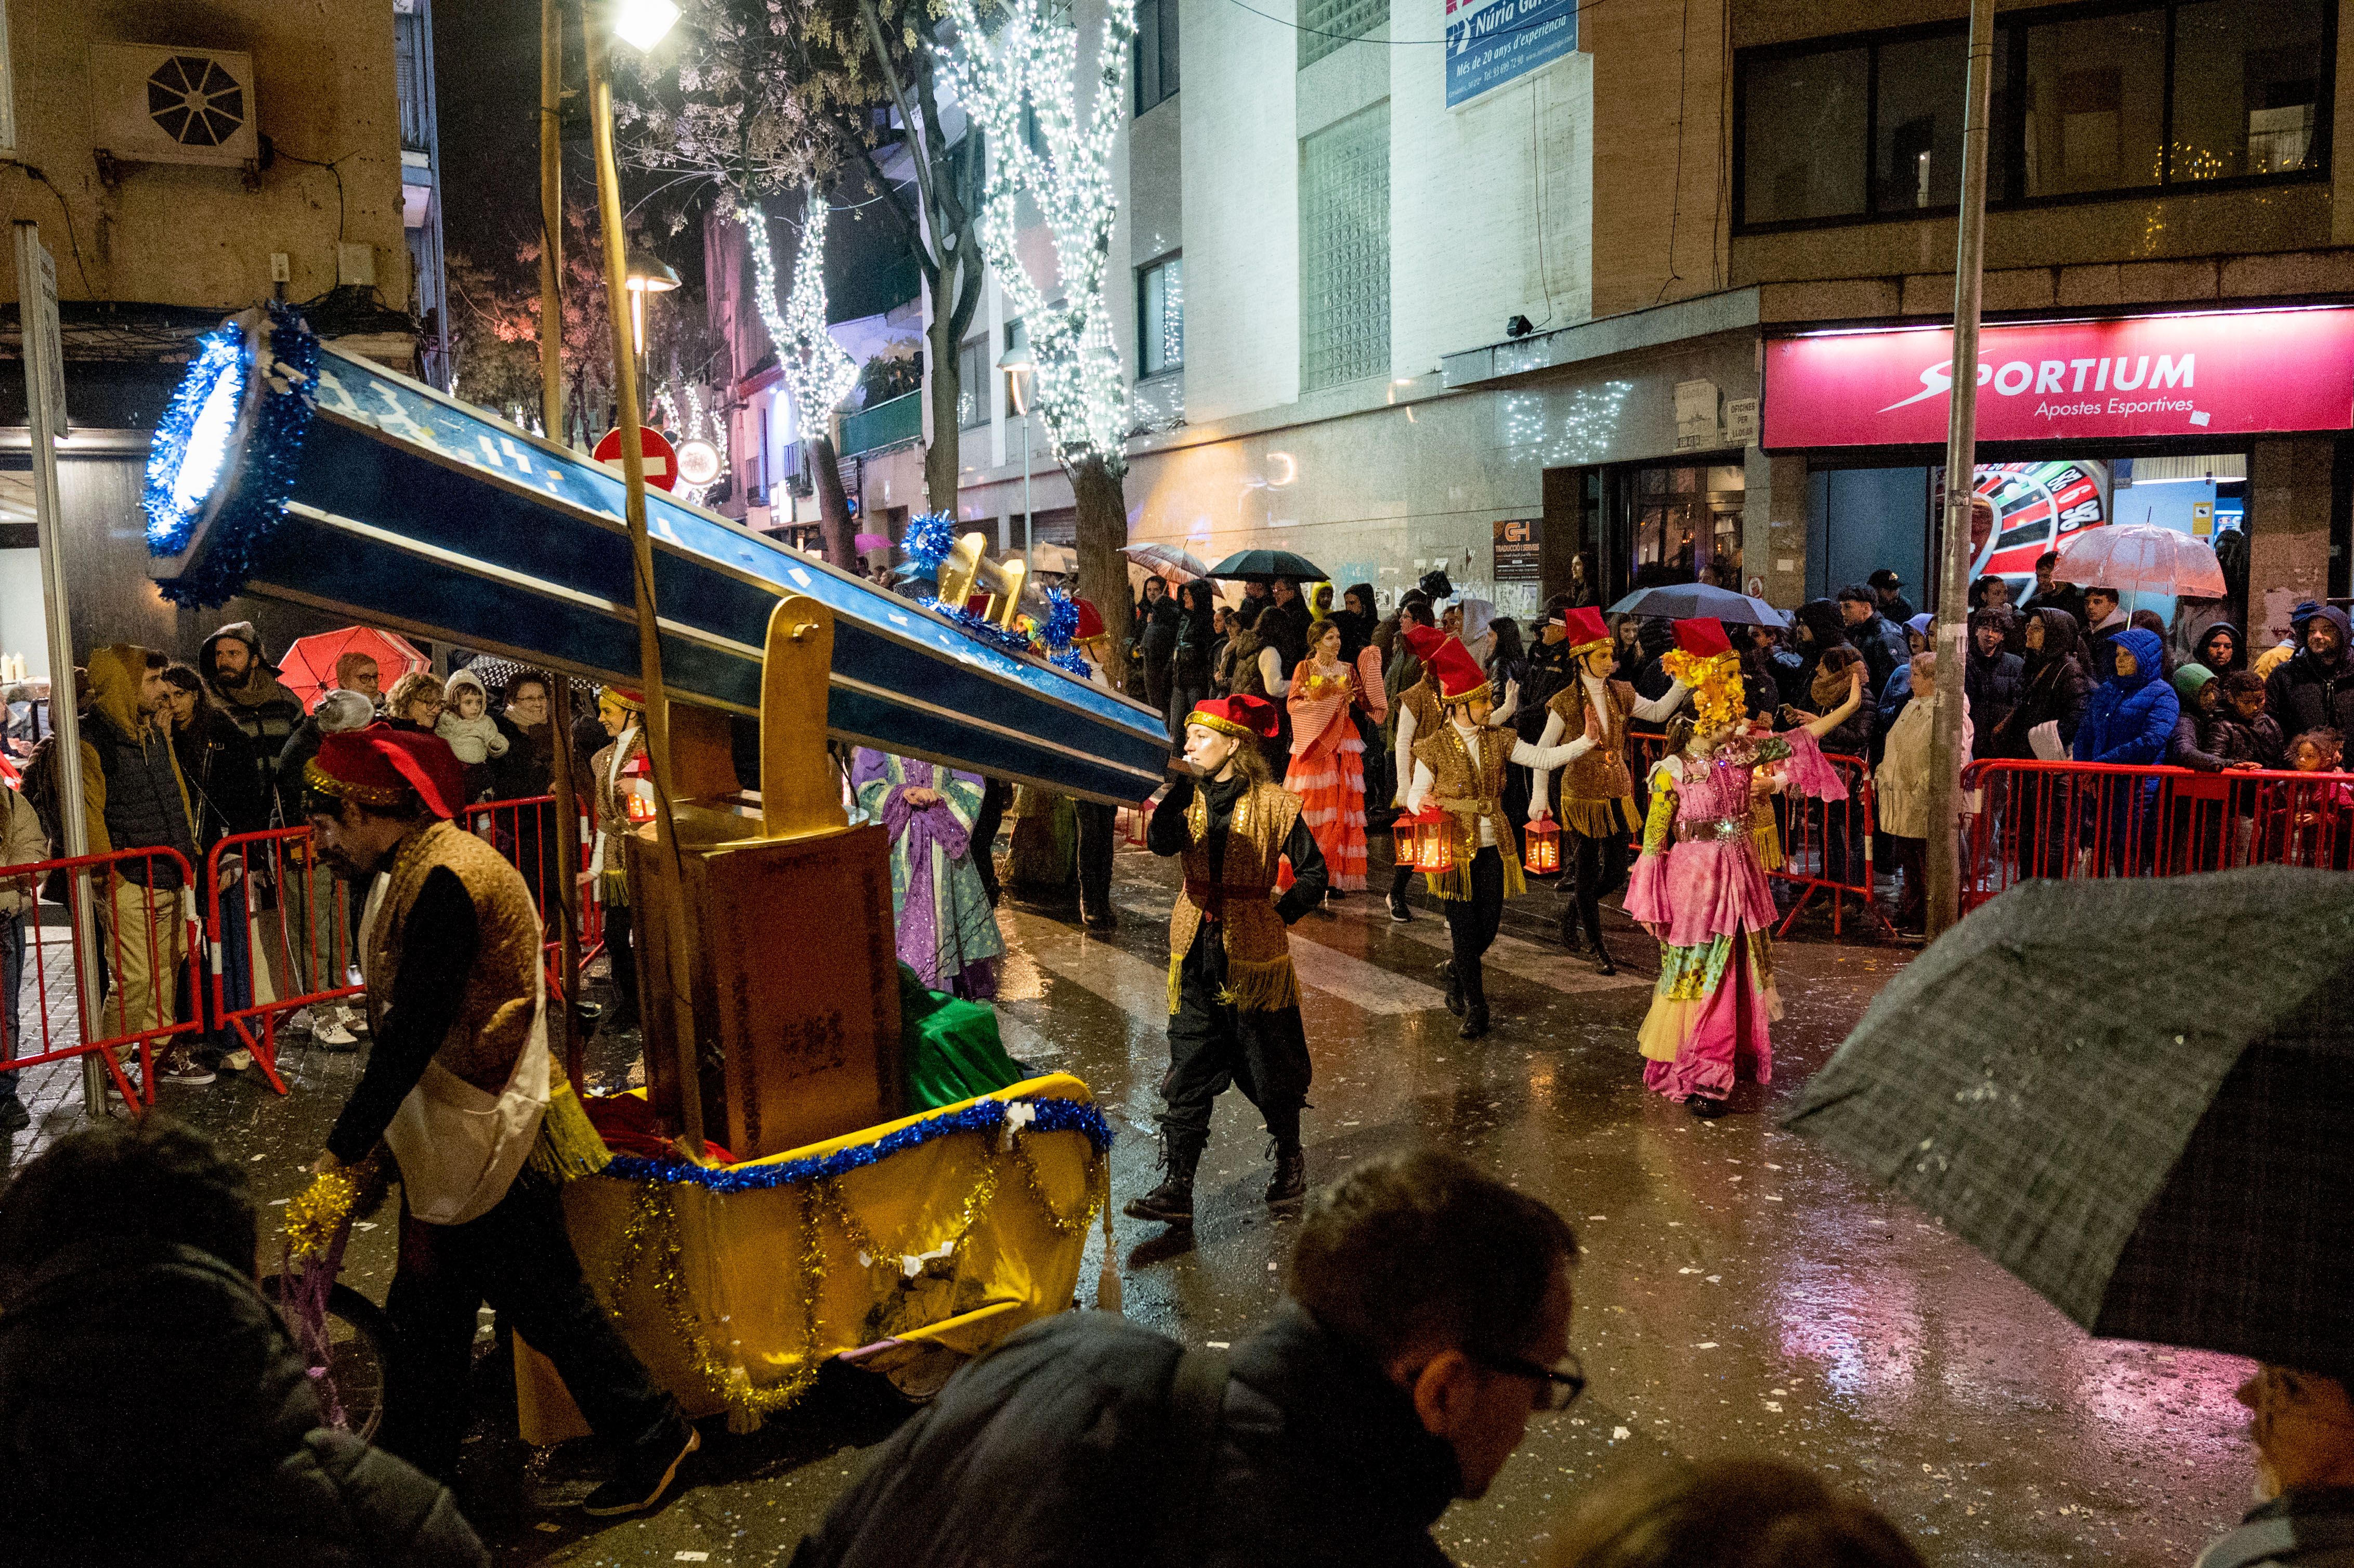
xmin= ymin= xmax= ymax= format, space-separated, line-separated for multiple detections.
xmin=943 ymin=0 xmax=1136 ymax=470
xmin=741 ymin=190 xmax=860 ymax=446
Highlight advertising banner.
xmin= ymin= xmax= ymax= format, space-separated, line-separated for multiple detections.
xmin=1493 ymin=517 xmax=1541 ymax=584
xmin=1761 ymin=308 xmax=2354 ymax=448
xmin=1446 ymin=0 xmax=1578 ymax=109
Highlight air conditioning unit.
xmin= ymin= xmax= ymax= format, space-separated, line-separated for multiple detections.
xmin=90 ymin=44 xmax=259 ymax=170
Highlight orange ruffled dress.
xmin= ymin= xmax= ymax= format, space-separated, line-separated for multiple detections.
xmin=1284 ymin=658 xmax=1368 ymax=890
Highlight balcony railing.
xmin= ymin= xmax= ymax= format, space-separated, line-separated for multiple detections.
xmin=839 ymin=390 xmax=921 ymax=456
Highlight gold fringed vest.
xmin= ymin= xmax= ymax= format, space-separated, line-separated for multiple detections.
xmin=1166 ymin=780 xmax=1304 ymax=1015
xmin=1411 ymin=723 xmax=1529 ymax=903
xmin=1546 ymin=676 xmax=1644 ymax=836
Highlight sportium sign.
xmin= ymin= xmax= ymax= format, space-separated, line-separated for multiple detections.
xmin=1761 ymin=308 xmax=2354 ymax=448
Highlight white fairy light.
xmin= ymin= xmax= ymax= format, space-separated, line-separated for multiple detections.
xmin=944 ymin=0 xmax=1136 ymax=470
xmin=742 ymin=190 xmax=860 ymax=453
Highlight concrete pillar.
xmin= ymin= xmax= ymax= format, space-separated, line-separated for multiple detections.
xmin=2245 ymin=438 xmax=2336 ymax=646
xmin=1744 ymin=449 xmax=1809 ymax=610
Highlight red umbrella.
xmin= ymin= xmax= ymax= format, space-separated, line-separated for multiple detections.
xmin=2051 ymin=524 xmax=2226 ymax=598
xmin=279 ymin=628 xmax=430 ymax=712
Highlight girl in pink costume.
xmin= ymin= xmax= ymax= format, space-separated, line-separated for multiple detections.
xmin=1624 ymin=618 xmax=1865 ymax=1118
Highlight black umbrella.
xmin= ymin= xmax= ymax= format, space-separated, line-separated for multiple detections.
xmin=1785 ymin=867 xmax=2354 ymax=1374
xmin=1607 ymin=584 xmax=1789 ymax=628
xmin=1205 ymin=548 xmax=1329 ymax=584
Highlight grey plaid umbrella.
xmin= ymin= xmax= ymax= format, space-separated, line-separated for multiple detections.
xmin=1785 ymin=867 xmax=2354 ymax=1374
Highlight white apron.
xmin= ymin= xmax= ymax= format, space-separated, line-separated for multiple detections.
xmin=363 ymin=871 xmax=552 ymax=1227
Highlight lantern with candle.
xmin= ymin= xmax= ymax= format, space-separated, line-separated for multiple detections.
xmin=1522 ymin=811 xmax=1561 ymax=875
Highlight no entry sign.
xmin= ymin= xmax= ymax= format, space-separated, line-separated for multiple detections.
xmin=593 ymin=425 xmax=679 ymax=491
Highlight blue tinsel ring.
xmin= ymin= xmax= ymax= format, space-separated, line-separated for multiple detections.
xmin=905 ymin=508 xmax=957 ymax=572
xmin=597 ymin=1094 xmax=1115 ymax=1193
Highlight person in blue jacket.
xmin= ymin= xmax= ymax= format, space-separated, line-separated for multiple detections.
xmin=2073 ymin=626 xmax=2178 ymax=871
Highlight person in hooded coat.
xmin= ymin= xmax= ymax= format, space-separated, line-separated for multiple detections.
xmin=2189 ymin=619 xmax=2246 ymax=680
xmin=1788 ymin=600 xmax=1853 ymax=695
xmin=2262 ymin=605 xmax=2354 ymax=740
xmin=1963 ymin=606 xmax=2024 ymax=761
xmin=0 ymin=1115 xmax=488 ymax=1568
xmin=1982 ymin=607 xmax=2096 ymax=879
xmin=2073 ymin=626 xmax=2179 ymax=871
xmin=198 ymin=622 xmax=304 ymax=822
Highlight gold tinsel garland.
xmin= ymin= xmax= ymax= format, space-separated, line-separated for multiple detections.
xmin=608 ymin=1130 xmax=1108 ymax=1428
xmin=281 ymin=1168 xmax=358 ymax=1263
xmin=1661 ymin=648 xmax=1745 ymax=739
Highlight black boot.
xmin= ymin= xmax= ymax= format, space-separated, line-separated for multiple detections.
xmin=1265 ymin=1141 xmax=1307 ymax=1207
xmin=1459 ymin=1003 xmax=1490 ymax=1040
xmin=1589 ymin=929 xmax=1616 ymax=976
xmin=1439 ymin=960 xmax=1464 ymax=1017
xmin=1124 ymin=1134 xmax=1202 ymax=1225
xmin=1559 ymin=900 xmax=1585 ymax=954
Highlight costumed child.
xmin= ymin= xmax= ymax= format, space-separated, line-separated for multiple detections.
xmin=588 ymin=687 xmax=651 ymax=1034
xmin=436 ymin=667 xmax=510 ymax=802
xmin=851 ymin=749 xmax=1005 ymax=999
xmin=1124 ymin=694 xmax=1327 ymax=1229
xmin=1402 ymin=638 xmax=1603 ymax=1041
xmin=1383 ymin=622 xmax=1450 ymax=923
xmin=1284 ymin=616 xmax=1370 ymax=903
xmin=298 ymin=724 xmax=696 ymax=1512
xmin=1624 ymin=619 xmax=1863 ymax=1119
xmin=1527 ymin=605 xmax=1691 ymax=975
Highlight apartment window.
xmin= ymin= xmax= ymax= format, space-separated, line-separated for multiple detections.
xmin=1003 ymin=318 xmax=1029 ymax=418
xmin=957 ymin=336 xmax=991 ymax=430
xmin=1138 ymin=253 xmax=1184 ymax=377
xmin=1135 ymin=0 xmax=1180 ymax=113
xmin=1734 ymin=0 xmax=2330 ymax=231
xmin=1299 ymin=0 xmax=1385 ymax=70
xmin=1300 ymin=103 xmax=1390 ymax=392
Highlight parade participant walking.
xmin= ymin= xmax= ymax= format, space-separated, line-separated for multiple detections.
xmin=588 ymin=687 xmax=649 ymax=1034
xmin=1527 ymin=606 xmax=1690 ymax=975
xmin=1285 ymin=618 xmax=1370 ymax=901
xmin=1126 ymin=695 xmax=1327 ymax=1227
xmin=301 ymin=725 xmax=696 ymax=1512
xmin=1403 ymin=639 xmax=1597 ymax=1041
xmin=1625 ymin=621 xmax=1863 ymax=1118
xmin=852 ymin=749 xmax=1005 ymax=999
xmin=1384 ymin=621 xmax=1448 ymax=922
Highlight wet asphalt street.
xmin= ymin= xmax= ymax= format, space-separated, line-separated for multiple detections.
xmin=4 ymin=835 xmax=2258 ymax=1566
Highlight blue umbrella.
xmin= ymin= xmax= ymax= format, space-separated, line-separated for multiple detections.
xmin=1608 ymin=583 xmax=1789 ymax=628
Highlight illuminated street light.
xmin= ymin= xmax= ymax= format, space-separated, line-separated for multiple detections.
xmin=611 ymin=0 xmax=681 ymax=51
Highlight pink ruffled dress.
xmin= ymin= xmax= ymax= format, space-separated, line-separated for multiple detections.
xmin=1623 ymin=729 xmax=1845 ymax=1104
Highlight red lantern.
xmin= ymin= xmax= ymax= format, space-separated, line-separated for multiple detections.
xmin=1406 ymin=806 xmax=1454 ymax=874
xmin=1523 ymin=812 xmax=1561 ymax=876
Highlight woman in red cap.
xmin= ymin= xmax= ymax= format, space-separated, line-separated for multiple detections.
xmin=1624 ymin=619 xmax=1863 ymax=1118
xmin=1125 ymin=693 xmax=1327 ymax=1227
xmin=1527 ymin=605 xmax=1692 ymax=975
xmin=1402 ymin=639 xmax=1598 ymax=1040
xmin=300 ymin=725 xmax=697 ymax=1512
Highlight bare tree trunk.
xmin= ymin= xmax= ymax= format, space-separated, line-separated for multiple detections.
xmin=924 ymin=290 xmax=962 ymax=514
xmin=1072 ymin=454 xmax=1133 ymax=695
xmin=807 ymin=432 xmax=853 ymax=564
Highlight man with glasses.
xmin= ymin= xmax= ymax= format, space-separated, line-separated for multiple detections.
xmin=788 ymin=1149 xmax=1580 ymax=1567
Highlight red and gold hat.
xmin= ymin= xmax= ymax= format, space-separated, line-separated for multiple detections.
xmin=1560 ymin=605 xmax=1611 ymax=654
xmin=1186 ymin=694 xmax=1280 ymax=741
xmin=1073 ymin=597 xmax=1108 ymax=644
xmin=305 ymin=723 xmax=465 ymax=820
xmin=599 ymin=685 xmax=646 ymax=713
xmin=1663 ymin=619 xmax=1744 ymax=735
xmin=1402 ymin=622 xmax=1447 ymax=662
xmin=1427 ymin=637 xmax=1492 ymax=704
xmin=1671 ymin=617 xmax=1733 ymax=658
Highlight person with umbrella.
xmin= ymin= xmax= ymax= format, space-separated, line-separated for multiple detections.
xmin=1526 ymin=606 xmax=1691 ymax=975
xmin=1125 ymin=695 xmax=1327 ymax=1227
xmin=1625 ymin=620 xmax=1862 ymax=1117
xmin=1402 ymin=639 xmax=1599 ymax=1041
xmin=2204 ymin=1366 xmax=2354 ymax=1567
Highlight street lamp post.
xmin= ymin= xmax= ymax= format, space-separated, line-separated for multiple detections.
xmin=998 ymin=347 xmax=1035 ymax=567
xmin=624 ymin=249 xmax=681 ymax=413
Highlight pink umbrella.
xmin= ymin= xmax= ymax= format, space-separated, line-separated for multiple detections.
xmin=2051 ymin=525 xmax=2226 ymax=598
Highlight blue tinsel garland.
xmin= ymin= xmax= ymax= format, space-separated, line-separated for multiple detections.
xmin=599 ymin=1095 xmax=1115 ymax=1193
xmin=146 ymin=302 xmax=322 ymax=609
xmin=922 ymin=597 xmax=1041 ymax=660
xmin=905 ymin=508 xmax=957 ymax=572
xmin=1038 ymin=589 xmax=1092 ymax=678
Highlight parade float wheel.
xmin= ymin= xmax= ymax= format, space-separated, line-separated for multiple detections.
xmin=263 ymin=1276 xmax=394 ymax=1443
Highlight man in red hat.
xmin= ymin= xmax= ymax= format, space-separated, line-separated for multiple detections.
xmin=1126 ymin=694 xmax=1328 ymax=1226
xmin=1403 ymin=641 xmax=1592 ymax=1039
xmin=303 ymin=725 xmax=698 ymax=1514
xmin=1527 ymin=605 xmax=1690 ymax=975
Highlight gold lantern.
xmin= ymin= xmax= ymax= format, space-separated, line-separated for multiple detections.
xmin=1523 ymin=812 xmax=1562 ymax=876
xmin=1406 ymin=806 xmax=1454 ymax=875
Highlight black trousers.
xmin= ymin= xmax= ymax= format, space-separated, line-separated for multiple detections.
xmin=1075 ymin=799 xmax=1117 ymax=919
xmin=1563 ymin=827 xmax=1629 ymax=950
xmin=381 ymin=1177 xmax=688 ymax=1483
xmin=970 ymin=779 xmax=1010 ymax=907
xmin=603 ymin=904 xmax=639 ymax=1018
xmin=1161 ymin=923 xmax=1311 ymax=1148
xmin=1442 ymin=846 xmax=1508 ymax=1009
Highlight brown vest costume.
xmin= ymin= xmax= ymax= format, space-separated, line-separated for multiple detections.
xmin=1166 ymin=780 xmax=1304 ymax=1015
xmin=1411 ymin=723 xmax=1529 ymax=903
xmin=1545 ymin=675 xmax=1645 ymax=836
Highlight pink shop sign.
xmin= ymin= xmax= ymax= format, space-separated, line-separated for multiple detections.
xmin=1761 ymin=308 xmax=2354 ymax=448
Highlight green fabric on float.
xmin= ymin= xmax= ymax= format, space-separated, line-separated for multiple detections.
xmin=900 ymin=964 xmax=1028 ymax=1112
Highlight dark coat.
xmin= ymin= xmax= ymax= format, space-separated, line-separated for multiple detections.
xmin=2263 ymin=607 xmax=2354 ymax=740
xmin=789 ymin=1306 xmax=1458 ymax=1568
xmin=171 ymin=705 xmax=269 ymax=842
xmin=199 ymin=623 xmax=304 ymax=812
xmin=1988 ymin=609 xmax=2096 ymax=759
xmin=2024 ymin=578 xmax=2088 ymax=631
xmin=1965 ymin=643 xmax=2026 ymax=761
xmin=2076 ymin=629 xmax=2179 ymax=766
xmin=0 ymin=1238 xmax=487 ymax=1568
xmin=1138 ymin=593 xmax=1181 ymax=665
xmin=2205 ymin=709 xmax=2286 ymax=770
xmin=1845 ymin=608 xmax=1911 ymax=699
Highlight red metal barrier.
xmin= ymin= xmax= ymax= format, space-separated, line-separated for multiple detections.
xmin=461 ymin=794 xmax=602 ymax=1000
xmin=2 ymin=846 xmax=204 ymax=1109
xmin=1962 ymin=759 xmax=2354 ymax=910
xmin=205 ymin=827 xmax=363 ymax=1096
